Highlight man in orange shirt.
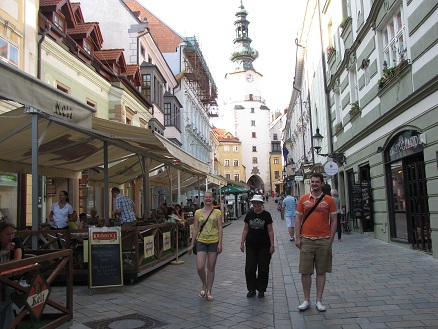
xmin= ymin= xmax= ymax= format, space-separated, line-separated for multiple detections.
xmin=295 ymin=173 xmax=337 ymax=312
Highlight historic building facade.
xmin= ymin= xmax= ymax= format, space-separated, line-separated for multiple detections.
xmin=286 ymin=0 xmax=438 ymax=257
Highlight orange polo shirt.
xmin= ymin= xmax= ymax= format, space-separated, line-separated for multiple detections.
xmin=296 ymin=193 xmax=337 ymax=238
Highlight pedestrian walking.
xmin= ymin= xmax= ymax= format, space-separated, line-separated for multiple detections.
xmin=282 ymin=189 xmax=297 ymax=241
xmin=331 ymin=189 xmax=342 ymax=241
xmin=240 ymin=194 xmax=275 ymax=298
xmin=295 ymin=172 xmax=337 ymax=312
xmin=188 ymin=191 xmax=223 ymax=301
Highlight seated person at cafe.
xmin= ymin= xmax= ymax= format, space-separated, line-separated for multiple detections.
xmin=0 ymin=222 xmax=23 ymax=329
xmin=165 ymin=207 xmax=184 ymax=225
xmin=68 ymin=211 xmax=81 ymax=229
xmin=174 ymin=204 xmax=185 ymax=220
xmin=87 ymin=208 xmax=101 ymax=226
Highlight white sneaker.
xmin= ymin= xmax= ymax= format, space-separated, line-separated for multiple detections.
xmin=315 ymin=301 xmax=326 ymax=312
xmin=298 ymin=300 xmax=310 ymax=311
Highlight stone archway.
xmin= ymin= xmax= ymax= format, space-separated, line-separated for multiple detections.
xmin=247 ymin=175 xmax=264 ymax=191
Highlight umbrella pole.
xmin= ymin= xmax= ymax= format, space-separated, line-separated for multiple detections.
xmin=171 ymin=223 xmax=184 ymax=265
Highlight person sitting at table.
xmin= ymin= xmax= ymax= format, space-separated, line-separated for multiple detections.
xmin=174 ymin=204 xmax=185 ymax=221
xmin=165 ymin=207 xmax=184 ymax=224
xmin=87 ymin=208 xmax=101 ymax=227
xmin=0 ymin=222 xmax=23 ymax=329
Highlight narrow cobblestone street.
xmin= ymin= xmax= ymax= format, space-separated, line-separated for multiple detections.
xmin=61 ymin=199 xmax=438 ymax=328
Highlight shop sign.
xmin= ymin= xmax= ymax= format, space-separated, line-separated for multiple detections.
xmin=295 ymin=175 xmax=304 ymax=181
xmin=25 ymin=271 xmax=51 ymax=320
xmin=324 ymin=161 xmax=339 ymax=176
xmin=387 ymin=130 xmax=423 ymax=162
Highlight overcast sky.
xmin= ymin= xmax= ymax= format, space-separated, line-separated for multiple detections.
xmin=139 ymin=0 xmax=307 ymax=118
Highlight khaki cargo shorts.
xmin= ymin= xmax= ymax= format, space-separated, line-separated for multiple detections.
xmin=299 ymin=237 xmax=332 ymax=275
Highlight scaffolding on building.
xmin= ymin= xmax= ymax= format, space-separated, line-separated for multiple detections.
xmin=184 ymin=37 xmax=218 ymax=117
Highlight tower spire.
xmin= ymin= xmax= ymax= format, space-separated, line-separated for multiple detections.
xmin=230 ymin=1 xmax=259 ymax=72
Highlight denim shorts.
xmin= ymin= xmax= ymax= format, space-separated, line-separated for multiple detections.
xmin=196 ymin=241 xmax=219 ymax=253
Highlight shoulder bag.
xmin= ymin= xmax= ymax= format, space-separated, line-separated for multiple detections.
xmin=193 ymin=209 xmax=214 ymax=255
xmin=301 ymin=194 xmax=325 ymax=227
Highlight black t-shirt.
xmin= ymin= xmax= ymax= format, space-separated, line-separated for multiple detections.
xmin=9 ymin=236 xmax=23 ymax=260
xmin=244 ymin=210 xmax=273 ymax=249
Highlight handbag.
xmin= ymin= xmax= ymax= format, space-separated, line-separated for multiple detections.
xmin=301 ymin=194 xmax=325 ymax=227
xmin=192 ymin=209 xmax=214 ymax=255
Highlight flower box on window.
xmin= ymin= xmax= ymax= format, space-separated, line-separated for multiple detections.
xmin=377 ymin=59 xmax=410 ymax=91
xmin=334 ymin=122 xmax=343 ymax=134
xmin=349 ymin=101 xmax=361 ymax=120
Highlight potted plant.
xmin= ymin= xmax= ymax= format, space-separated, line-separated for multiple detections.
xmin=339 ymin=16 xmax=351 ymax=30
xmin=349 ymin=101 xmax=360 ymax=119
xmin=377 ymin=59 xmax=410 ymax=90
xmin=334 ymin=122 xmax=343 ymax=134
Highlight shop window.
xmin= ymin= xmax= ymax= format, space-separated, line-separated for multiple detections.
xmin=389 ymin=161 xmax=407 ymax=240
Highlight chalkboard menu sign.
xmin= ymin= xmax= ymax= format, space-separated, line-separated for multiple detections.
xmin=89 ymin=227 xmax=123 ymax=290
xmin=351 ymin=182 xmax=373 ymax=230
xmin=352 ymin=183 xmax=362 ymax=220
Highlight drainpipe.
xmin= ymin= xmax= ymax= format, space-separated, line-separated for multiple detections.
xmin=317 ymin=0 xmax=334 ymax=154
xmin=37 ymin=19 xmax=51 ymax=79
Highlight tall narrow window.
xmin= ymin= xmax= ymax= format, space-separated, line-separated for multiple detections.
xmin=383 ymin=8 xmax=406 ymax=66
xmin=141 ymin=74 xmax=151 ymax=101
xmin=252 ymin=157 xmax=258 ymax=164
xmin=252 ymin=132 xmax=256 ymax=138
xmin=234 ymin=174 xmax=240 ymax=182
xmin=233 ymin=160 xmax=239 ymax=167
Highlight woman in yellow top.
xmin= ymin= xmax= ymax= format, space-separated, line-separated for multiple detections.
xmin=188 ymin=191 xmax=223 ymax=301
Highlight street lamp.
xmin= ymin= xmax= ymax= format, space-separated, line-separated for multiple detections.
xmin=312 ymin=127 xmax=323 ymax=155
xmin=282 ymin=168 xmax=287 ymax=179
xmin=311 ymin=127 xmax=346 ymax=164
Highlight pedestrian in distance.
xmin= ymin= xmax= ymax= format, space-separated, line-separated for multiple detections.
xmin=240 ymin=194 xmax=275 ymax=298
xmin=331 ymin=189 xmax=342 ymax=241
xmin=282 ymin=189 xmax=297 ymax=241
xmin=187 ymin=191 xmax=223 ymax=301
xmin=295 ymin=172 xmax=337 ymax=312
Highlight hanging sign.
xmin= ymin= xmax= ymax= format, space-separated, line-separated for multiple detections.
xmin=324 ymin=161 xmax=339 ymax=176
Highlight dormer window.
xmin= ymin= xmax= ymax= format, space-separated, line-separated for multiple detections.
xmin=83 ymin=39 xmax=92 ymax=55
xmin=53 ymin=14 xmax=65 ymax=33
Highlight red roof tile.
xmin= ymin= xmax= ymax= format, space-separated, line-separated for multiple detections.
xmin=94 ymin=49 xmax=125 ymax=62
xmin=123 ymin=0 xmax=184 ymax=53
xmin=39 ymin=0 xmax=65 ymax=7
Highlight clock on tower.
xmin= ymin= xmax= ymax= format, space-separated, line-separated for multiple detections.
xmin=245 ymin=73 xmax=254 ymax=83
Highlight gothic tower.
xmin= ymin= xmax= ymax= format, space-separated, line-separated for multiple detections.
xmin=219 ymin=1 xmax=271 ymax=191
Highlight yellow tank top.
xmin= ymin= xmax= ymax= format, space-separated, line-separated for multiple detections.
xmin=196 ymin=209 xmax=221 ymax=244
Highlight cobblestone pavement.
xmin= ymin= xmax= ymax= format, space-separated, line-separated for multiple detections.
xmin=54 ymin=200 xmax=438 ymax=329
